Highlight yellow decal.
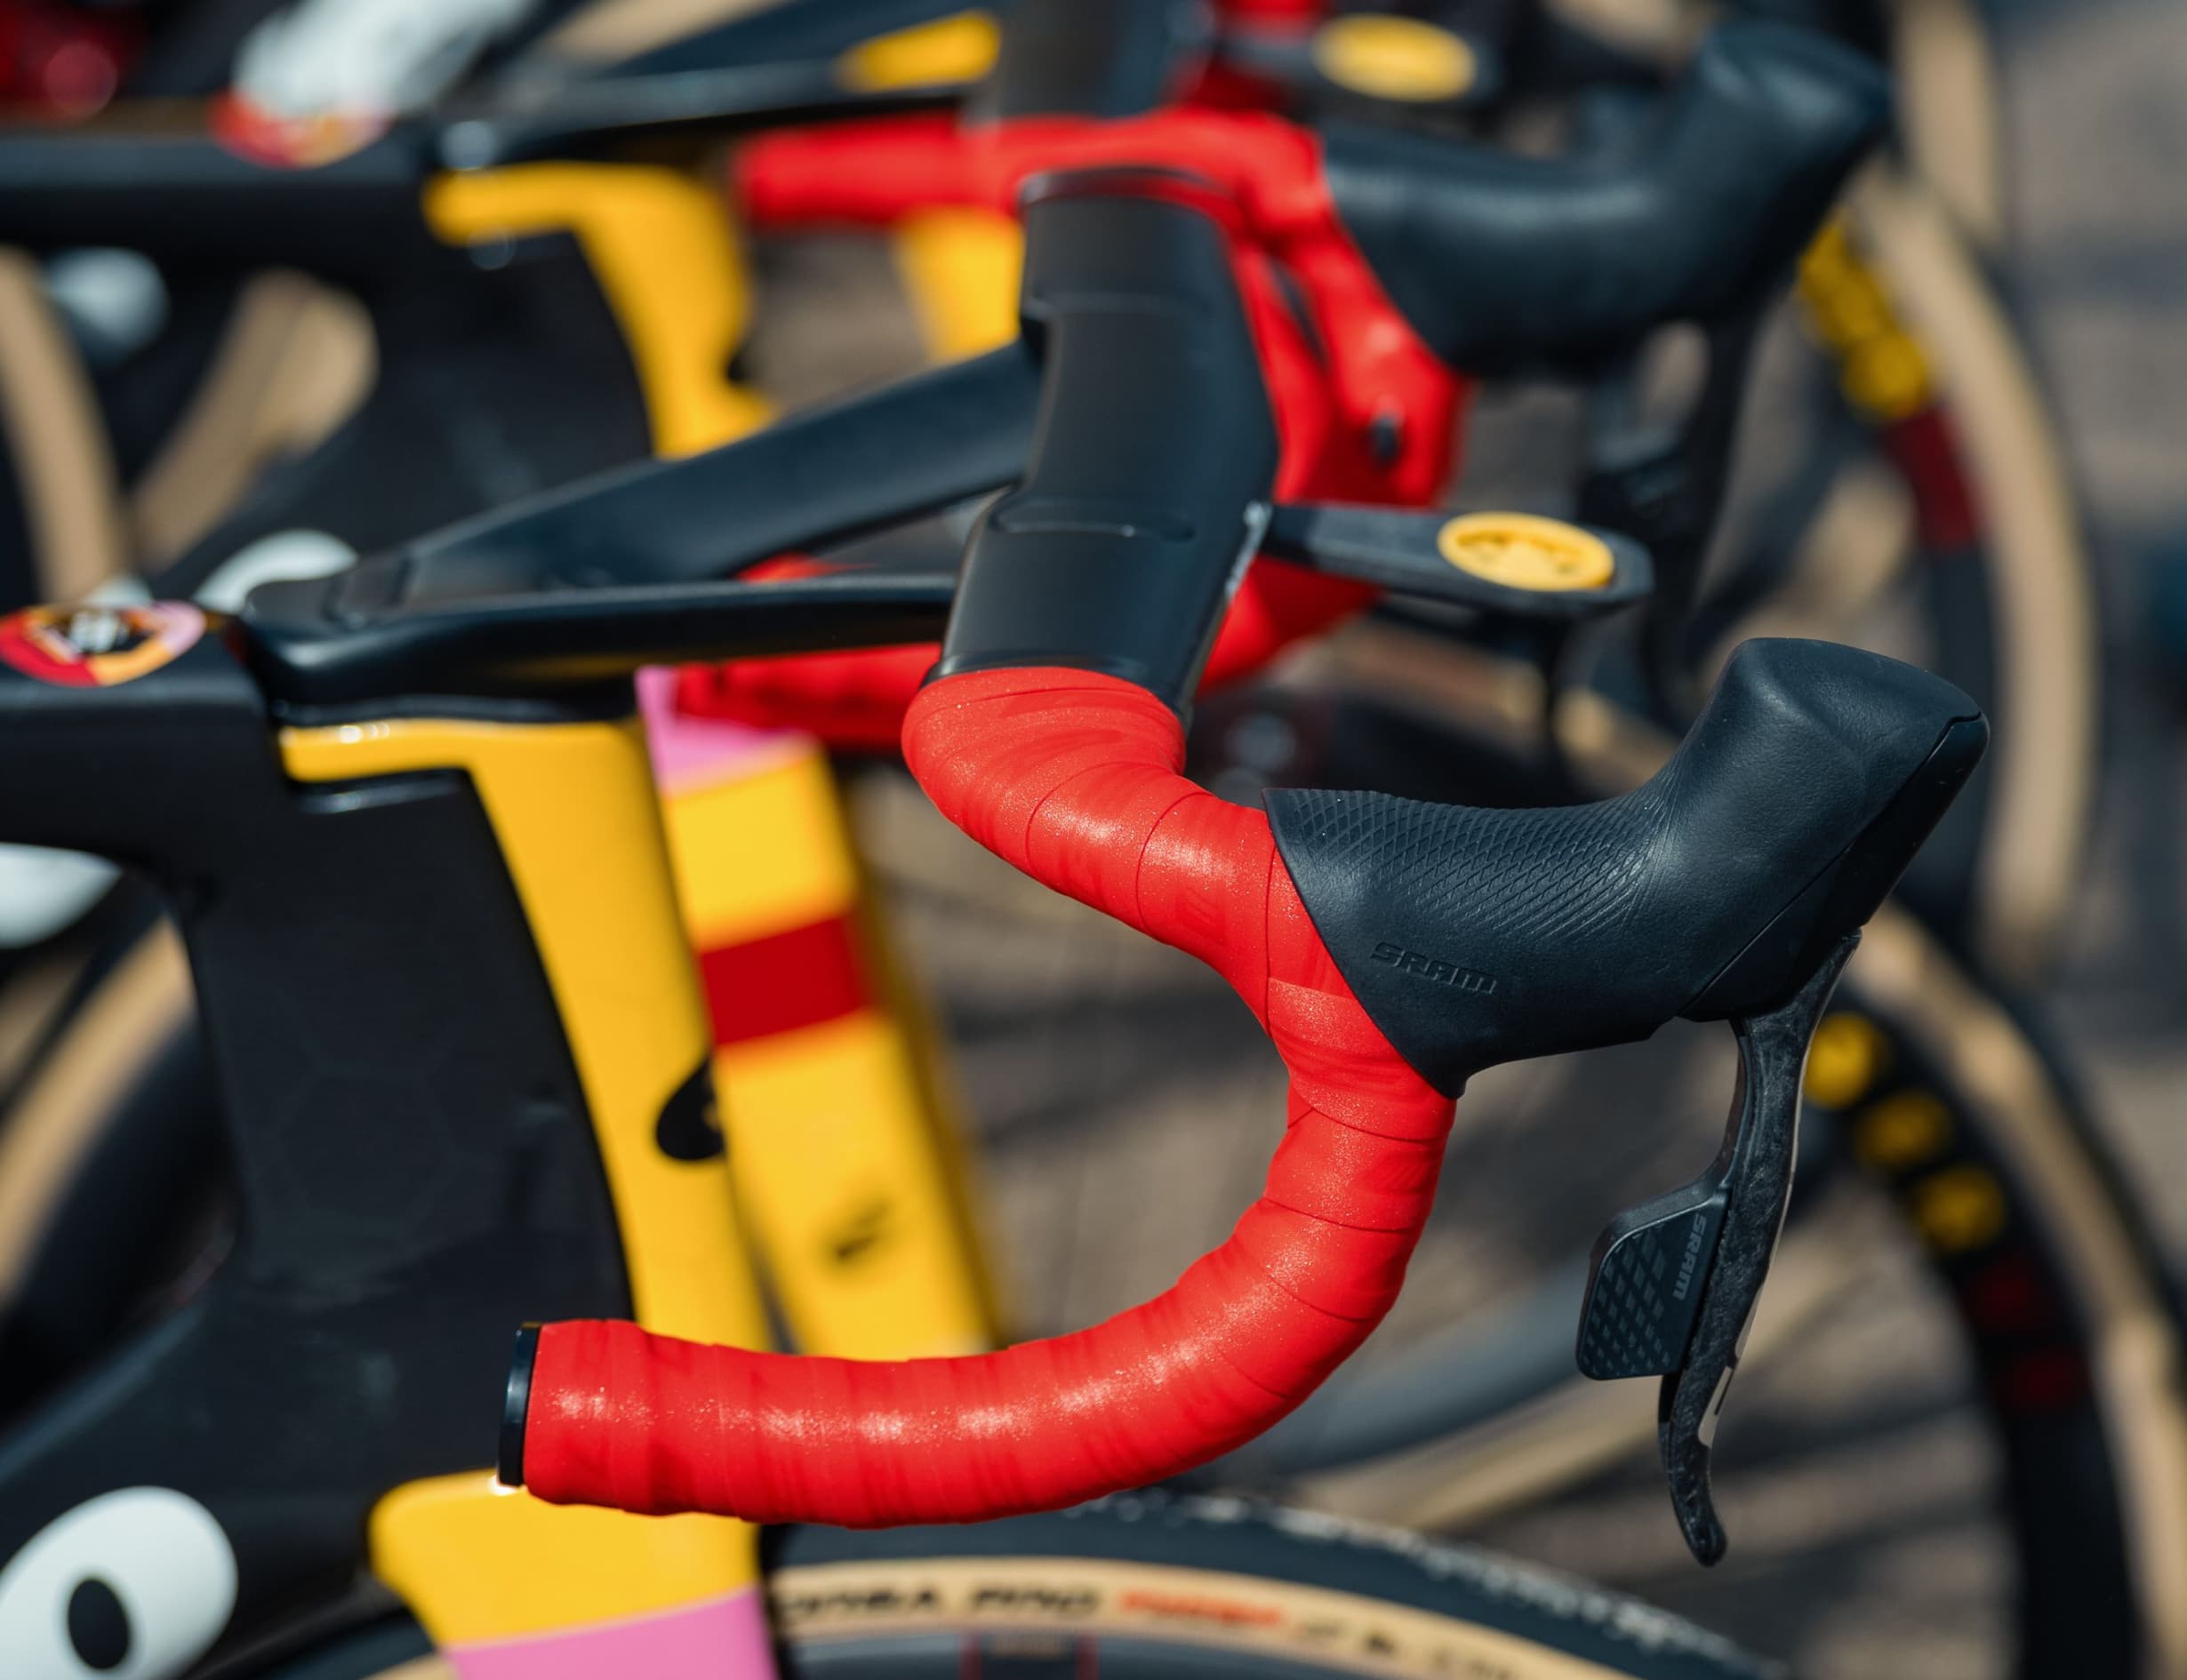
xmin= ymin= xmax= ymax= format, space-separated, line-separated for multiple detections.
xmin=1311 ymin=14 xmax=1478 ymax=103
xmin=1804 ymin=1012 xmax=1890 ymax=1110
xmin=425 ymin=165 xmax=773 ymax=456
xmin=1911 ymin=1163 xmax=2008 ymax=1253
xmin=837 ymin=11 xmax=1000 ymax=92
xmin=893 ymin=209 xmax=1025 ymax=362
xmin=660 ymin=743 xmax=999 ymax=1356
xmin=1854 ymin=1088 xmax=1952 ymax=1173
xmin=1437 ymin=513 xmax=1614 ymax=592
xmin=1798 ymin=217 xmax=1935 ymax=421
xmin=666 ymin=746 xmax=865 ymax=948
xmin=717 ymin=1012 xmax=992 ymax=1357
xmin=370 ymin=1472 xmax=758 ymax=1644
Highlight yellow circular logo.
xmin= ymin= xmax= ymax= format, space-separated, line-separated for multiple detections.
xmin=1436 ymin=514 xmax=1616 ymax=592
xmin=1310 ymin=15 xmax=1478 ymax=104
xmin=1803 ymin=1012 xmax=1889 ymax=1110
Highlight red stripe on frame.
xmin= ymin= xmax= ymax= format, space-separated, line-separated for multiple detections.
xmin=700 ymin=916 xmax=872 ymax=1046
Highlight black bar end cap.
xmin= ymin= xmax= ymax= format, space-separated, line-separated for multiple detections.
xmin=500 ymin=1323 xmax=541 ymax=1489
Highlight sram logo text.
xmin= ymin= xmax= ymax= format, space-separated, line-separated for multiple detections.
xmin=1369 ymin=942 xmax=1497 ymax=994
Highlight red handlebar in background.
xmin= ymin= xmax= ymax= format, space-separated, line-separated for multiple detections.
xmin=736 ymin=110 xmax=1461 ymax=505
xmin=682 ymin=109 xmax=1468 ymax=747
xmin=524 ymin=666 xmax=1455 ymax=1524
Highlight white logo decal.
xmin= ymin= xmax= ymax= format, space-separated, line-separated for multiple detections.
xmin=193 ymin=529 xmax=358 ymax=613
xmin=0 ymin=846 xmax=119 ymax=948
xmin=0 ymin=1488 xmax=238 ymax=1679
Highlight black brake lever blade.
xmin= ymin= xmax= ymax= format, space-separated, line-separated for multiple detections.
xmin=1575 ymin=931 xmax=1859 ymax=1565
xmin=1259 ymin=505 xmax=1652 ymax=621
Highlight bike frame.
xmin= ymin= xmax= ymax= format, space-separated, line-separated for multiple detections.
xmin=291 ymin=708 xmax=782 ymax=1675
xmin=0 ymin=6 xmax=2094 ymax=1668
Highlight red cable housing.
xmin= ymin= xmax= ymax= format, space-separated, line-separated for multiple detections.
xmin=525 ymin=666 xmax=1455 ymax=1524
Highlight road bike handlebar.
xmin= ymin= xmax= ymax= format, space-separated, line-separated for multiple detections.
xmin=695 ymin=20 xmax=1886 ymax=744
xmin=737 ymin=22 xmax=1883 ymax=382
xmin=508 ymin=183 xmax=1983 ymax=1560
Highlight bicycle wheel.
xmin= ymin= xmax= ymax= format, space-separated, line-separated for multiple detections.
xmin=1788 ymin=161 xmax=2099 ymax=985
xmin=852 ymin=625 xmax=2183 ymax=1679
xmin=278 ymin=1494 xmax=1779 ymax=1680
xmin=1245 ymin=633 xmax=2186 ymax=1677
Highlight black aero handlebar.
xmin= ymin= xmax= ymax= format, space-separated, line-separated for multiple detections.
xmin=933 ymin=180 xmax=1278 ymax=707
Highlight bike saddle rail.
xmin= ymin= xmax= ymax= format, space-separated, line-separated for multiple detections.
xmin=506 ymin=169 xmax=1987 ymax=1565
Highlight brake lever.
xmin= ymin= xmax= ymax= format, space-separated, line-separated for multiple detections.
xmin=1574 ymin=931 xmax=1859 ymax=1564
xmin=1260 ymin=506 xmax=1651 ymax=622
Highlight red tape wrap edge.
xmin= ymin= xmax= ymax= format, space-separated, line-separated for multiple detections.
xmin=525 ymin=667 xmax=1454 ymax=1525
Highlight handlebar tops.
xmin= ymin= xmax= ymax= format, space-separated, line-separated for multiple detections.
xmin=507 ymin=168 xmax=1983 ymax=1564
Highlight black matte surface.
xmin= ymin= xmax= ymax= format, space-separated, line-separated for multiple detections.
xmin=1268 ymin=639 xmax=1984 ymax=1095
xmin=936 ymin=182 xmax=1279 ymax=708
xmin=239 ymin=343 xmax=1039 ymax=707
xmin=0 ymin=129 xmax=437 ymax=288
xmin=388 ymin=344 xmax=1037 ymax=591
xmin=1326 ymin=21 xmax=1889 ymax=375
xmin=1653 ymin=940 xmax=1855 ymax=1565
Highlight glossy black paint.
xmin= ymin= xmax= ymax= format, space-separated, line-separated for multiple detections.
xmin=0 ymin=639 xmax=629 ymax=1649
